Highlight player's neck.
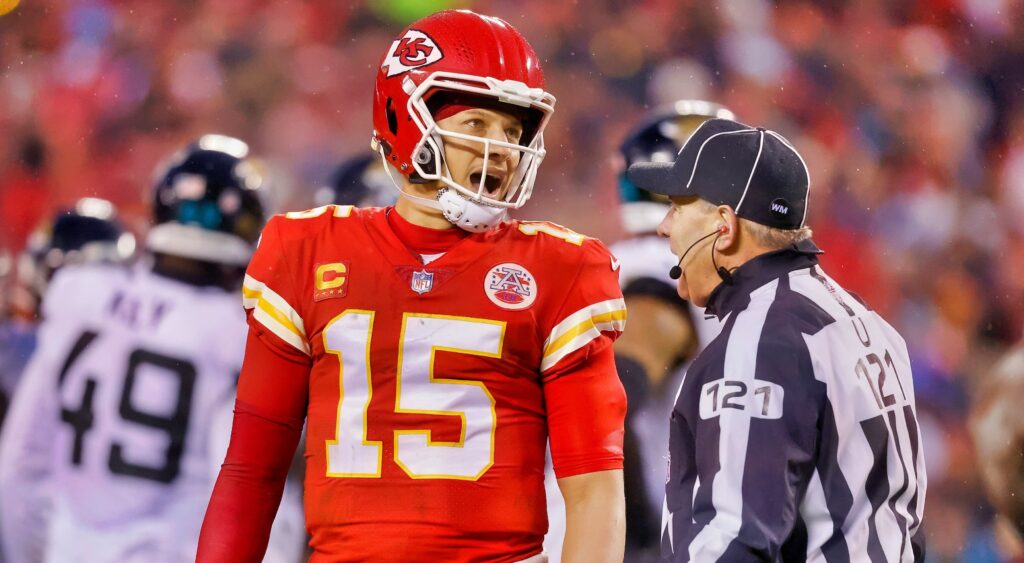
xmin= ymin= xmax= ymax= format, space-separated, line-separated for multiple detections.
xmin=387 ymin=207 xmax=468 ymax=256
xmin=394 ymin=188 xmax=453 ymax=230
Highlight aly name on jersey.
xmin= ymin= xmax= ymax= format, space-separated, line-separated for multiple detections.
xmin=242 ymin=204 xmax=627 ymax=558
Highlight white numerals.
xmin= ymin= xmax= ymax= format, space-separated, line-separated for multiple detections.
xmin=395 ymin=314 xmax=503 ymax=479
xmin=324 ymin=311 xmax=382 ymax=477
xmin=517 ymin=221 xmax=585 ymax=245
xmin=323 ymin=311 xmax=505 ymax=481
xmin=699 ymin=379 xmax=784 ymax=420
xmin=285 ymin=204 xmax=353 ymax=219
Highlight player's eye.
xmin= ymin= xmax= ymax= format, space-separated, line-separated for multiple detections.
xmin=506 ymin=127 xmax=523 ymax=143
xmin=463 ymin=118 xmax=484 ymax=129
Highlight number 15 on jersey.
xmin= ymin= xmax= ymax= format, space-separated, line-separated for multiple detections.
xmin=324 ymin=311 xmax=504 ymax=481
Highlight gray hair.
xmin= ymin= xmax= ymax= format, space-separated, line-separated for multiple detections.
xmin=741 ymin=220 xmax=814 ymax=249
xmin=691 ymin=198 xmax=813 ymax=249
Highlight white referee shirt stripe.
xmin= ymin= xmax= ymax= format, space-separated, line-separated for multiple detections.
xmin=541 ymin=298 xmax=626 ymax=372
xmin=688 ymin=279 xmax=779 ymax=561
xmin=801 ymin=469 xmax=834 ymax=562
xmin=242 ymin=274 xmax=310 ymax=356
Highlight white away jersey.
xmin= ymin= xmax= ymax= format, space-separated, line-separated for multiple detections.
xmin=0 ymin=264 xmax=302 ymax=563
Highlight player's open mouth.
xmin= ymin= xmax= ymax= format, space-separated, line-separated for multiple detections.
xmin=469 ymin=171 xmax=505 ymax=194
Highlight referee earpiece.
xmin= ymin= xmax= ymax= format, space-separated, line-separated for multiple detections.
xmin=668 ymin=224 xmax=733 ymax=281
xmin=713 ymin=225 xmax=728 ymax=249
xmin=712 ymin=224 xmax=733 ymax=285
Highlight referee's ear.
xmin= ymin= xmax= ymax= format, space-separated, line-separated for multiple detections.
xmin=714 ymin=205 xmax=740 ymax=253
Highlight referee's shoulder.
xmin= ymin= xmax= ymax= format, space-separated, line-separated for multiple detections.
xmin=766 ymin=275 xmax=839 ymax=338
xmin=754 ymin=285 xmax=836 ymax=381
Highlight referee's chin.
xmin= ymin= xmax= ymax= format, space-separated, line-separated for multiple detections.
xmin=678 ymin=275 xmax=712 ymax=307
xmin=676 ymin=275 xmax=695 ymax=304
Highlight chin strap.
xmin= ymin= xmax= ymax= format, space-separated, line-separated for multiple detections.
xmin=401 ymin=189 xmax=445 ymax=211
xmin=436 ymin=188 xmax=506 ymax=233
xmin=377 ymin=150 xmax=505 ymax=233
xmin=379 ymin=150 xmax=444 ymax=210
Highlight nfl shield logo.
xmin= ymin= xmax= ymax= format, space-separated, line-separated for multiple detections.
xmin=410 ymin=269 xmax=434 ymax=294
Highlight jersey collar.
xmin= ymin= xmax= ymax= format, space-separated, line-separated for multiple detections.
xmin=385 ymin=207 xmax=469 ymax=255
xmin=703 ymin=239 xmax=823 ymax=320
xmin=362 ymin=207 xmax=513 ymax=289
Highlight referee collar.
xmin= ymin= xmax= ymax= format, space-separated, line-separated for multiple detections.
xmin=703 ymin=239 xmax=823 ymax=320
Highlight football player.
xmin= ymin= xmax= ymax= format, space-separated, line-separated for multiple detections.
xmin=314 ymin=152 xmax=398 ymax=209
xmin=199 ymin=10 xmax=627 ymax=563
xmin=13 ymin=198 xmax=136 ymax=320
xmin=0 ymin=136 xmax=304 ymax=563
xmin=0 ymin=198 xmax=135 ymax=428
xmin=612 ymin=101 xmax=733 ymax=560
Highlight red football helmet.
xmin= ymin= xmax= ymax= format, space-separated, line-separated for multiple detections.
xmin=371 ymin=10 xmax=556 ymax=210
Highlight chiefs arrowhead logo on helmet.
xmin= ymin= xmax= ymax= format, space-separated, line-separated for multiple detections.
xmin=382 ymin=30 xmax=444 ymax=77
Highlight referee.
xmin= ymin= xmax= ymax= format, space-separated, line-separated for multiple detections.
xmin=627 ymin=119 xmax=926 ymax=562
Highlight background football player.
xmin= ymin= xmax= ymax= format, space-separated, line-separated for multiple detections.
xmin=199 ymin=10 xmax=627 ymax=563
xmin=0 ymin=198 xmax=134 ymax=429
xmin=0 ymin=136 xmax=304 ymax=563
xmin=612 ymin=101 xmax=734 ymax=561
xmin=314 ymin=152 xmax=398 ymax=209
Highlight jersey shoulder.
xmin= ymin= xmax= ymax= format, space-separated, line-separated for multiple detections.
xmin=42 ymin=263 xmax=130 ymax=321
xmin=501 ymin=219 xmax=623 ymax=311
xmin=251 ymin=205 xmax=379 ymax=284
xmin=267 ymin=204 xmax=376 ymax=246
xmin=501 ymin=219 xmax=618 ymax=274
xmin=501 ymin=221 xmax=625 ymax=373
xmin=155 ymin=272 xmax=246 ymax=332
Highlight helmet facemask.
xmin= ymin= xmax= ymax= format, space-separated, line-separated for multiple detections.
xmin=403 ymin=71 xmax=555 ymax=210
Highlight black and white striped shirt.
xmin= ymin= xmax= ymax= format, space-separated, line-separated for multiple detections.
xmin=663 ymin=241 xmax=926 ymax=562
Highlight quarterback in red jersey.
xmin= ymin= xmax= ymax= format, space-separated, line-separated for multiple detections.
xmin=199 ymin=10 xmax=627 ymax=563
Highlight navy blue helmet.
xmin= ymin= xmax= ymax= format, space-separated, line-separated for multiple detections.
xmin=148 ymin=135 xmax=267 ymax=266
xmin=315 ymin=153 xmax=397 ymax=209
xmin=618 ymin=100 xmax=735 ymax=235
xmin=17 ymin=198 xmax=135 ymax=310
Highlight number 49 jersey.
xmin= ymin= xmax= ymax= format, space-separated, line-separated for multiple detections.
xmin=0 ymin=264 xmax=247 ymax=562
xmin=243 ymin=206 xmax=627 ymax=560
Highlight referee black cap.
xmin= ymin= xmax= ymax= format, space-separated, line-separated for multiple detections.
xmin=626 ymin=118 xmax=810 ymax=230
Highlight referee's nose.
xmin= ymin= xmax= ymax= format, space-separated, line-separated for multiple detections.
xmin=656 ymin=205 xmax=675 ymax=239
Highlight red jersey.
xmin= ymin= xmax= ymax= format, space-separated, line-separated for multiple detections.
xmin=238 ymin=205 xmax=626 ymax=562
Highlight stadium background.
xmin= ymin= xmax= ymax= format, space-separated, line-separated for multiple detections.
xmin=2 ymin=0 xmax=1023 ymax=560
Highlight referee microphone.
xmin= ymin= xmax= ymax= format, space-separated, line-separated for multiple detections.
xmin=668 ymin=224 xmax=733 ymax=284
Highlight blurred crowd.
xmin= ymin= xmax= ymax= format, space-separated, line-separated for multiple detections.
xmin=3 ymin=0 xmax=1024 ymax=560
